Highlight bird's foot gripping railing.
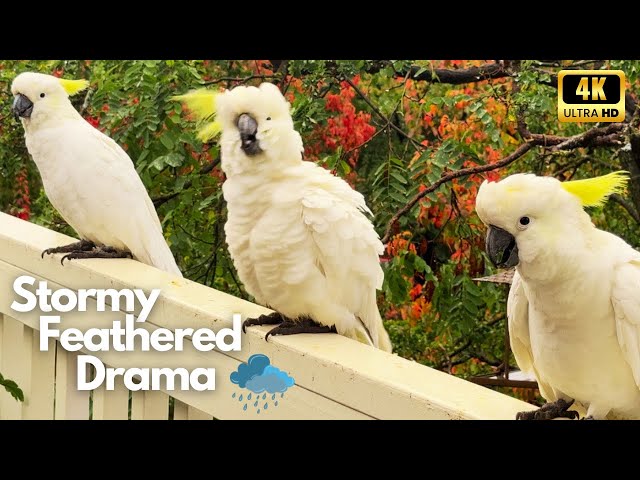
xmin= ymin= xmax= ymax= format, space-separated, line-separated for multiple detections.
xmin=0 ymin=212 xmax=535 ymax=420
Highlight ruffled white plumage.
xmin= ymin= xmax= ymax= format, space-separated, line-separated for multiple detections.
xmin=217 ymin=83 xmax=391 ymax=351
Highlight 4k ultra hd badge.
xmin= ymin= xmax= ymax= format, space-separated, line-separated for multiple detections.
xmin=558 ymin=70 xmax=625 ymax=122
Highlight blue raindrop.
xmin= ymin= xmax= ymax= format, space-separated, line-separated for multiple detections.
xmin=248 ymin=393 xmax=252 ymax=400
xmin=264 ymin=403 xmax=268 ymax=410
xmin=243 ymin=404 xmax=247 ymax=411
xmin=239 ymin=394 xmax=243 ymax=402
xmin=257 ymin=409 xmax=261 ymax=414
xmin=254 ymin=401 xmax=258 ymax=407
xmin=262 ymin=393 xmax=266 ymax=400
xmin=232 ymin=392 xmax=236 ymax=398
xmin=275 ymin=401 xmax=279 ymax=407
xmin=281 ymin=393 xmax=284 ymax=398
xmin=272 ymin=394 xmax=276 ymax=400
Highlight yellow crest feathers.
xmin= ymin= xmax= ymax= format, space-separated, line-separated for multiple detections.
xmin=58 ymin=78 xmax=90 ymax=96
xmin=171 ymin=89 xmax=218 ymax=120
xmin=196 ymin=121 xmax=222 ymax=143
xmin=171 ymin=88 xmax=220 ymax=142
xmin=561 ymin=171 xmax=629 ymax=207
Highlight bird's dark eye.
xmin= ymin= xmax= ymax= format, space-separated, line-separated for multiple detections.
xmin=519 ymin=216 xmax=530 ymax=226
xmin=266 ymin=117 xmax=271 ymax=121
xmin=40 ymin=93 xmax=45 ymax=98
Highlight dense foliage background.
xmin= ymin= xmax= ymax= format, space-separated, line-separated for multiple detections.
xmin=2 ymin=60 xmax=639 ymax=403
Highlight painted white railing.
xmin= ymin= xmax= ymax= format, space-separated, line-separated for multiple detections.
xmin=0 ymin=212 xmax=535 ymax=419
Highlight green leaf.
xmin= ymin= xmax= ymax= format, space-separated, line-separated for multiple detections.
xmin=338 ymin=160 xmax=351 ymax=176
xmin=199 ymin=194 xmax=217 ymax=210
xmin=413 ymin=66 xmax=428 ymax=78
xmin=137 ymin=149 xmax=151 ymax=165
xmin=149 ymin=153 xmax=184 ymax=171
xmin=389 ymin=171 xmax=408 ymax=184
xmin=388 ymin=190 xmax=406 ymax=203
xmin=0 ymin=373 xmax=24 ymax=402
xmin=159 ymin=134 xmax=175 ymax=150
xmin=390 ymin=157 xmax=405 ymax=168
xmin=175 ymin=176 xmax=188 ymax=190
xmin=164 ymin=154 xmax=184 ymax=168
xmin=413 ymin=256 xmax=428 ymax=273
xmin=390 ymin=181 xmax=407 ymax=195
xmin=468 ymin=101 xmax=482 ymax=113
xmin=426 ymin=171 xmax=440 ymax=183
xmin=462 ymin=297 xmax=478 ymax=315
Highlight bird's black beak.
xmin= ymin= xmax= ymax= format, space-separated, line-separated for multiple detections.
xmin=237 ymin=113 xmax=262 ymax=156
xmin=486 ymin=225 xmax=519 ymax=268
xmin=11 ymin=94 xmax=34 ymax=120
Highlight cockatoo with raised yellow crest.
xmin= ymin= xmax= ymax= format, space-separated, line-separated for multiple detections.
xmin=476 ymin=171 xmax=640 ymax=419
xmin=174 ymin=82 xmax=392 ymax=351
xmin=11 ymin=72 xmax=181 ymax=276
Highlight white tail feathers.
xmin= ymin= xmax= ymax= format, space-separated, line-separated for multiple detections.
xmin=149 ymin=252 xmax=183 ymax=277
xmin=366 ymin=310 xmax=393 ymax=353
xmin=375 ymin=321 xmax=393 ymax=353
xmin=129 ymin=218 xmax=183 ymax=277
xmin=365 ymin=289 xmax=393 ymax=352
xmin=133 ymin=244 xmax=182 ymax=277
xmin=355 ymin=296 xmax=393 ymax=352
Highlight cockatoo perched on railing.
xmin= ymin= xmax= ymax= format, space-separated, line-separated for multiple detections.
xmin=175 ymin=82 xmax=392 ymax=351
xmin=11 ymin=72 xmax=182 ymax=276
xmin=476 ymin=171 xmax=640 ymax=419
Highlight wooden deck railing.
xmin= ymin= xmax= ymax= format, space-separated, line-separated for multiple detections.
xmin=0 ymin=212 xmax=535 ymax=419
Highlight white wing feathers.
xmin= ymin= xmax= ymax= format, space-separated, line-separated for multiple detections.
xmin=300 ymin=174 xmax=390 ymax=351
xmin=611 ymin=259 xmax=640 ymax=387
xmin=507 ymin=270 xmax=554 ymax=399
xmin=507 ymin=271 xmax=534 ymax=375
xmin=246 ymin=165 xmax=391 ymax=351
xmin=64 ymin=125 xmax=182 ymax=277
xmin=98 ymin=132 xmax=182 ymax=277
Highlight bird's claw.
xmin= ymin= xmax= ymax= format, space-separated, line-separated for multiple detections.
xmin=516 ymin=398 xmax=579 ymax=420
xmin=242 ymin=312 xmax=284 ymax=333
xmin=59 ymin=246 xmax=133 ymax=265
xmin=242 ymin=313 xmax=337 ymax=340
xmin=41 ymin=240 xmax=97 ymax=260
xmin=264 ymin=318 xmax=337 ymax=342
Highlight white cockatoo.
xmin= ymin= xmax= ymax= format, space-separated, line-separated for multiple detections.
xmin=476 ymin=171 xmax=640 ymax=419
xmin=175 ymin=82 xmax=392 ymax=351
xmin=11 ymin=72 xmax=181 ymax=277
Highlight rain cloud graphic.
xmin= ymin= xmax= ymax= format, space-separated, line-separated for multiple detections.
xmin=230 ymin=354 xmax=294 ymax=414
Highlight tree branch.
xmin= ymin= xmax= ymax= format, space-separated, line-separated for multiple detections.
xmin=611 ymin=193 xmax=640 ymax=224
xmin=203 ymin=75 xmax=276 ymax=85
xmin=361 ymin=61 xmax=511 ymax=85
xmin=553 ymin=156 xmax=593 ymax=177
xmin=400 ymin=62 xmax=510 ymax=84
xmin=152 ymin=191 xmax=182 ymax=209
xmin=549 ymin=123 xmax=625 ymax=150
xmin=449 ymin=339 xmax=473 ymax=358
xmin=381 ymin=123 xmax=628 ymax=244
xmin=279 ymin=60 xmax=511 ymax=87
xmin=342 ymin=76 xmax=425 ymax=150
xmin=79 ymin=88 xmax=94 ymax=116
xmin=381 ymin=142 xmax=534 ymax=244
xmin=274 ymin=60 xmax=289 ymax=77
xmin=152 ymin=156 xmax=221 ymax=209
